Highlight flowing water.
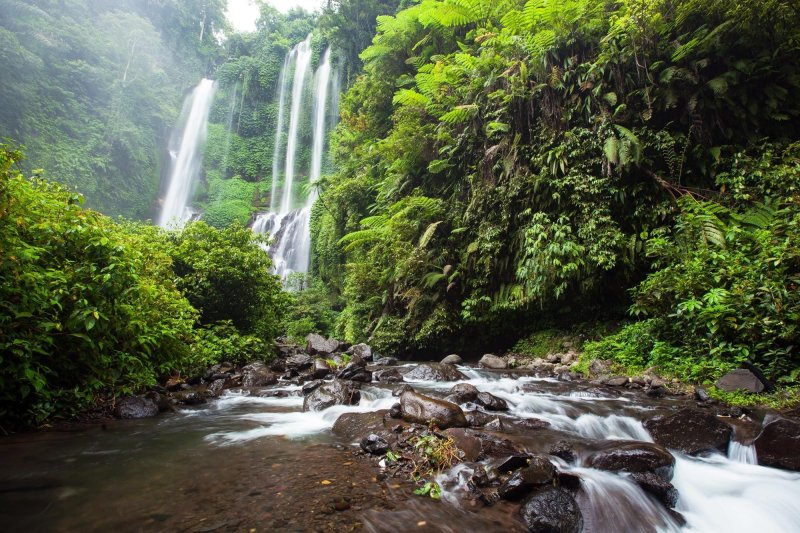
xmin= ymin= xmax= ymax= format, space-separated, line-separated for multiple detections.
xmin=2 ymin=365 xmax=798 ymax=532
xmin=158 ymin=79 xmax=216 ymax=228
xmin=252 ymin=40 xmax=338 ymax=277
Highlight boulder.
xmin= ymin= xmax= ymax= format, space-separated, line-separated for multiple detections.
xmin=586 ymin=441 xmax=675 ymax=480
xmin=399 ymin=390 xmax=467 ymax=429
xmin=372 ymin=357 xmax=398 ymax=366
xmin=301 ymin=380 xmax=323 ymax=395
xmin=332 ymin=410 xmax=391 ymax=442
xmin=694 ymin=386 xmax=710 ymax=402
xmin=494 ymin=454 xmax=534 ymax=473
xmin=172 ymin=390 xmax=207 ymax=405
xmin=241 ymin=362 xmax=278 ymax=387
xmin=754 ymin=419 xmax=800 ymax=471
xmin=337 ymin=360 xmax=372 ymax=383
xmin=305 ymin=333 xmax=340 ymax=355
xmin=478 ymin=354 xmax=507 ymax=369
xmin=445 ymin=383 xmax=479 ymax=404
xmin=303 ymin=380 xmax=361 ymax=412
xmin=164 ymin=377 xmax=185 ymax=392
xmin=588 ymin=359 xmax=613 ymax=376
xmin=476 ymin=434 xmax=525 ymax=461
xmin=644 ymin=408 xmax=733 ymax=455
xmin=716 ymin=369 xmax=765 ymax=393
xmin=360 ymin=434 xmax=389 ymax=455
xmin=484 ymin=418 xmax=505 ymax=431
xmin=114 ymin=395 xmax=159 ymax=419
xmin=285 ymin=353 xmax=315 ymax=371
xmin=516 ymin=418 xmax=551 ymax=431
xmin=549 ymin=440 xmax=577 ymax=463
xmin=312 ymin=359 xmax=332 ymax=379
xmin=348 ymin=343 xmax=373 ymax=361
xmin=403 ymin=363 xmax=466 ymax=382
xmin=144 ymin=391 xmax=173 ymax=413
xmin=393 ymin=384 xmax=414 ymax=397
xmin=520 ymin=487 xmax=583 ymax=533
xmin=443 ymin=428 xmax=482 ymax=462
xmin=629 ymin=472 xmax=679 ymax=508
xmin=498 ymin=456 xmax=557 ymax=500
xmin=373 ymin=368 xmax=404 ymax=382
xmin=465 ymin=409 xmax=499 ymax=428
xmin=440 ymin=354 xmax=463 ymax=365
xmin=605 ymin=376 xmax=629 ymax=387
xmin=474 ymin=392 xmax=509 ymax=411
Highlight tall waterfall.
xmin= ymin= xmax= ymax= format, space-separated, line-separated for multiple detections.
xmin=253 ymin=39 xmax=338 ymax=277
xmin=158 ymin=78 xmax=216 ymax=228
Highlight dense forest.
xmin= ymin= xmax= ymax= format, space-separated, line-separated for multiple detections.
xmin=1 ymin=0 xmax=799 ymax=430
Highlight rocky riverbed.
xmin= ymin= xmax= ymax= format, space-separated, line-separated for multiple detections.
xmin=2 ymin=336 xmax=799 ymax=532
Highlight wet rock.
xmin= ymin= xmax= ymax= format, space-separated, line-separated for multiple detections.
xmin=269 ymin=358 xmax=287 ymax=373
xmin=499 ymin=457 xmax=556 ymax=500
xmin=303 ymin=380 xmax=361 ymax=412
xmin=313 ymin=359 xmax=332 ymax=379
xmin=337 ymin=360 xmax=372 ymax=383
xmin=172 ymin=390 xmax=207 ymax=406
xmin=373 ymin=357 xmax=398 ymax=366
xmin=469 ymin=465 xmax=491 ymax=488
xmin=403 ymin=363 xmax=466 ymax=382
xmin=285 ymin=353 xmax=315 ymax=372
xmin=644 ymin=408 xmax=733 ymax=455
xmin=474 ymin=392 xmax=509 ymax=411
xmin=716 ymin=369 xmax=765 ymax=393
xmin=207 ymin=378 xmax=229 ymax=395
xmin=520 ymin=487 xmax=583 ymax=533
xmin=332 ymin=410 xmax=391 ymax=442
xmin=393 ymin=384 xmax=414 ymax=397
xmin=646 ymin=386 xmax=666 ymax=398
xmin=549 ymin=440 xmax=577 ymax=463
xmin=360 ymin=434 xmax=389 ymax=455
xmin=516 ymin=418 xmax=551 ymax=431
xmin=694 ymin=386 xmax=710 ymax=402
xmin=399 ymin=390 xmax=467 ymax=429
xmin=605 ymin=376 xmax=629 ymax=387
xmin=114 ymin=395 xmax=159 ymax=419
xmin=465 ymin=409 xmax=498 ymax=428
xmin=484 ymin=418 xmax=505 ymax=431
xmin=302 ymin=380 xmax=323 ymax=395
xmin=389 ymin=403 xmax=402 ymax=418
xmin=479 ymin=354 xmax=507 ymax=369
xmin=495 ymin=454 xmax=533 ymax=473
xmin=305 ymin=333 xmax=340 ymax=355
xmin=754 ymin=419 xmax=800 ymax=471
xmin=373 ymin=368 xmax=403 ymax=382
xmin=144 ymin=391 xmax=173 ymax=413
xmin=446 ymin=383 xmax=479 ymax=404
xmin=443 ymin=428 xmax=482 ymax=462
xmin=165 ymin=377 xmax=185 ymax=392
xmin=586 ymin=441 xmax=675 ymax=480
xmin=241 ymin=362 xmax=278 ymax=387
xmin=348 ymin=343 xmax=373 ymax=361
xmin=557 ymin=472 xmax=582 ymax=492
xmin=588 ymin=359 xmax=613 ymax=376
xmin=440 ymin=354 xmax=463 ymax=365
xmin=477 ymin=434 xmax=525 ymax=461
xmin=629 ymin=472 xmax=679 ymax=508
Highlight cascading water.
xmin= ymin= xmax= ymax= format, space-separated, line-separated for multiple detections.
xmin=158 ymin=78 xmax=216 ymax=227
xmin=253 ymin=39 xmax=337 ymax=277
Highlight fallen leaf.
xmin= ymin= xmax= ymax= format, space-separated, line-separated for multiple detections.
xmin=417 ymin=521 xmax=427 ymax=527
xmin=321 ymin=480 xmax=332 ymax=485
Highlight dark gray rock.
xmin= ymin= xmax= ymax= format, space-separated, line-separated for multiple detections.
xmin=114 ymin=395 xmax=159 ymax=419
xmin=644 ymin=408 xmax=733 ymax=455
xmin=393 ymin=384 xmax=414 ymax=397
xmin=465 ymin=409 xmax=499 ymax=428
xmin=484 ymin=418 xmax=505 ymax=431
xmin=586 ymin=441 xmax=675 ymax=480
xmin=303 ymin=380 xmax=361 ymax=412
xmin=172 ymin=390 xmax=207 ymax=406
xmin=301 ymin=380 xmax=323 ymax=395
xmin=629 ymin=472 xmax=679 ymax=507
xmin=475 ymin=391 xmax=509 ymax=411
xmin=403 ymin=363 xmax=466 ymax=382
xmin=520 ymin=487 xmax=583 ymax=533
xmin=389 ymin=403 xmax=402 ymax=418
xmin=440 ymin=354 xmax=463 ymax=365
xmin=588 ymin=359 xmax=613 ymax=376
xmin=495 ymin=454 xmax=534 ymax=473
xmin=754 ymin=419 xmax=800 ymax=471
xmin=549 ymin=440 xmax=577 ymax=463
xmin=605 ymin=376 xmax=629 ymax=387
xmin=443 ymin=428 xmax=482 ymax=462
xmin=373 ymin=368 xmax=404 ymax=382
xmin=285 ymin=353 xmax=315 ymax=372
xmin=716 ymin=369 xmax=765 ymax=393
xmin=478 ymin=354 xmax=507 ymax=369
xmin=144 ymin=391 xmax=173 ymax=412
xmin=399 ymin=390 xmax=467 ymax=429
xmin=241 ymin=362 xmax=278 ymax=387
xmin=337 ymin=360 xmax=372 ymax=383
xmin=694 ymin=386 xmax=710 ymax=402
xmin=332 ymin=410 xmax=390 ymax=441
xmin=516 ymin=418 xmax=551 ymax=431
xmin=360 ymin=434 xmax=390 ymax=455
xmin=312 ymin=359 xmax=332 ymax=379
xmin=446 ymin=383 xmax=479 ymax=404
xmin=373 ymin=357 xmax=398 ymax=366
xmin=498 ymin=457 xmax=557 ymax=500
xmin=305 ymin=333 xmax=340 ymax=355
xmin=348 ymin=343 xmax=373 ymax=361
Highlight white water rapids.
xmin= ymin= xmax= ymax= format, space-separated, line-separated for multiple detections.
xmin=203 ymin=365 xmax=800 ymax=532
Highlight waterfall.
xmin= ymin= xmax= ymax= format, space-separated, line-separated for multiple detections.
xmin=253 ymin=39 xmax=337 ymax=278
xmin=158 ymin=78 xmax=216 ymax=228
xmin=279 ymin=35 xmax=313 ymax=215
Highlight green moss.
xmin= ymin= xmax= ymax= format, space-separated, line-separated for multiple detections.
xmin=707 ymin=386 xmax=800 ymax=410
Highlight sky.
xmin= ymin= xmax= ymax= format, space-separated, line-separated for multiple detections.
xmin=226 ymin=0 xmax=326 ymax=33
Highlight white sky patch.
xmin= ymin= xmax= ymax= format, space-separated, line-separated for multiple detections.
xmin=226 ymin=0 xmax=326 ymax=33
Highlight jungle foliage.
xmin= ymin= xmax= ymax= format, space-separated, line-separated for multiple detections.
xmin=311 ymin=0 xmax=800 ymax=381
xmin=0 ymin=145 xmax=286 ymax=428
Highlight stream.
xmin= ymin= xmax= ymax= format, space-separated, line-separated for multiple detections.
xmin=1 ymin=364 xmax=799 ymax=532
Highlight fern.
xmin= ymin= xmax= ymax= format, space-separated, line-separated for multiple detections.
xmin=439 ymin=104 xmax=478 ymax=124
